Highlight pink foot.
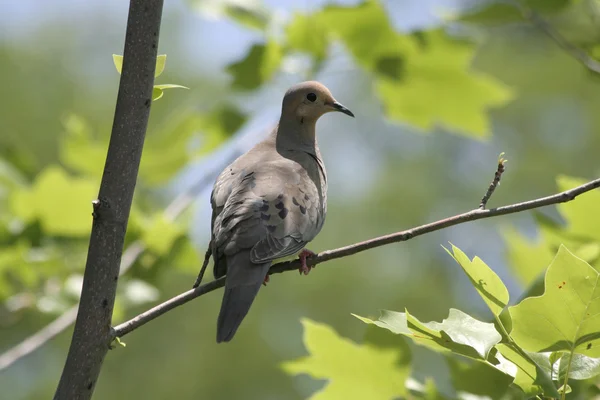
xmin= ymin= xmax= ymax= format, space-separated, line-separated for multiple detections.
xmin=262 ymin=275 xmax=270 ymax=286
xmin=298 ymin=249 xmax=316 ymax=275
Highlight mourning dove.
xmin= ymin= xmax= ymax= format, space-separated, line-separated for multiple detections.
xmin=199 ymin=81 xmax=354 ymax=343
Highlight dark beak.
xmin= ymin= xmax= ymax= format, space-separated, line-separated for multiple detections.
xmin=332 ymin=101 xmax=355 ymax=118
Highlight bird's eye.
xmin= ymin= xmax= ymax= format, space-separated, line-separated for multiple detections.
xmin=306 ymin=93 xmax=317 ymax=102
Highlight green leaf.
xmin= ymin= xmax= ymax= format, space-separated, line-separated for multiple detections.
xmin=444 ymin=244 xmax=509 ymax=316
xmin=375 ymin=30 xmax=513 ymax=138
xmin=152 ymin=84 xmax=189 ymax=102
xmin=227 ymin=40 xmax=282 ymax=90
xmin=9 ymin=166 xmax=96 ymax=236
xmin=113 ymin=54 xmax=168 ymax=77
xmin=457 ymin=0 xmax=572 ymax=25
xmin=355 ymin=308 xmax=502 ymax=360
xmin=510 ymin=245 xmax=600 ymax=357
xmin=112 ymin=54 xmax=123 ymax=74
xmin=139 ymin=105 xmax=245 ymax=185
xmin=155 ymin=54 xmax=166 ymax=77
xmin=307 ymin=1 xmax=512 ymax=137
xmin=189 ymin=0 xmax=270 ymax=31
xmin=556 ymin=175 xmax=600 ymax=242
xmin=59 ymin=113 xmax=106 ymax=178
xmin=554 ymin=352 xmax=600 ymax=380
xmin=446 ymin=356 xmax=513 ymax=399
xmin=285 ymin=13 xmax=329 ymax=61
xmin=495 ymin=344 xmax=558 ymax=397
xmin=152 ymin=87 xmax=163 ymax=101
xmin=503 ymin=227 xmax=556 ymax=287
xmin=154 ymin=84 xmax=189 ymax=91
xmin=282 ymin=319 xmax=410 ymax=399
xmin=224 ymin=3 xmax=269 ymax=30
xmin=141 ymin=214 xmax=184 ymax=255
xmin=195 ymin=103 xmax=246 ymax=156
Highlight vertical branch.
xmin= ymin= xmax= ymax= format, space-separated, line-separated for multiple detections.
xmin=53 ymin=1 xmax=164 ymax=399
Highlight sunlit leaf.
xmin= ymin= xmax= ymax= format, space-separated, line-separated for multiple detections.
xmin=503 ymin=227 xmax=555 ymax=287
xmin=282 ymin=319 xmax=410 ymax=399
xmin=154 ymin=84 xmax=189 ymax=91
xmin=227 ymin=40 xmax=282 ymax=90
xmin=152 ymin=87 xmax=163 ymax=101
xmin=554 ymin=352 xmax=600 ymax=380
xmin=510 ymin=245 xmax=600 ymax=357
xmin=9 ymin=166 xmax=96 ymax=236
xmin=189 ymin=0 xmax=269 ymax=31
xmin=285 ymin=13 xmax=329 ymax=61
xmin=355 ymin=308 xmax=502 ymax=360
xmin=155 ymin=54 xmax=167 ymax=77
xmin=456 ymin=0 xmax=572 ymax=25
xmin=113 ymin=54 xmax=168 ymax=77
xmin=112 ymin=54 xmax=123 ymax=74
xmin=375 ymin=30 xmax=513 ymax=137
xmin=495 ymin=344 xmax=558 ymax=396
xmin=141 ymin=214 xmax=184 ymax=255
xmin=556 ymin=175 xmax=600 ymax=242
xmin=311 ymin=1 xmax=512 ymax=137
xmin=152 ymin=84 xmax=189 ymax=102
xmin=444 ymin=244 xmax=509 ymax=316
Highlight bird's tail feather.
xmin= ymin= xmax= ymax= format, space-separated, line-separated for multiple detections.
xmin=217 ymin=251 xmax=270 ymax=343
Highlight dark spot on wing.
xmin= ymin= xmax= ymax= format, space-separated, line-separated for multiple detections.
xmin=278 ymin=194 xmax=284 ymax=200
xmin=279 ymin=208 xmax=288 ymax=219
xmin=266 ymin=225 xmax=277 ymax=232
xmin=292 ymin=197 xmax=299 ymax=206
xmin=261 ymin=213 xmax=270 ymax=221
xmin=275 ymin=201 xmax=285 ymax=210
xmin=299 ymin=205 xmax=306 ymax=214
xmin=304 ymin=194 xmax=309 ymax=201
xmin=259 ymin=201 xmax=269 ymax=212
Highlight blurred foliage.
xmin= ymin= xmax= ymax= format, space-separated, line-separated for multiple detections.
xmin=2 ymin=0 xmax=600 ymax=399
xmin=226 ymin=0 xmax=513 ymax=137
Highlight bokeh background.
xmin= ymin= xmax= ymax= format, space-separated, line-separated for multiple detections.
xmin=1 ymin=0 xmax=600 ymax=398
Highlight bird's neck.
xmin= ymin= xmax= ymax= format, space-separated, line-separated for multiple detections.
xmin=274 ymin=116 xmax=319 ymax=154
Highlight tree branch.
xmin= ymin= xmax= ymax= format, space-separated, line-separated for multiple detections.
xmin=479 ymin=153 xmax=507 ymax=209
xmin=53 ymin=1 xmax=164 ymax=398
xmin=510 ymin=0 xmax=600 ymax=74
xmin=112 ymin=177 xmax=600 ymax=339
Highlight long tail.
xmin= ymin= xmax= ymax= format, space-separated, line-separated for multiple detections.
xmin=217 ymin=250 xmax=270 ymax=343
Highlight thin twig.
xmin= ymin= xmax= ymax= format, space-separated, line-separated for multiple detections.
xmin=112 ymin=177 xmax=600 ymax=338
xmin=510 ymin=0 xmax=600 ymax=74
xmin=479 ymin=152 xmax=507 ymax=209
xmin=193 ymin=244 xmax=212 ymax=288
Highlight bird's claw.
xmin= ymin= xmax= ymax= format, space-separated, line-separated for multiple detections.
xmin=298 ymin=249 xmax=316 ymax=275
xmin=262 ymin=275 xmax=270 ymax=286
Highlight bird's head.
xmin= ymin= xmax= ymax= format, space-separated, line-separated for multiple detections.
xmin=281 ymin=81 xmax=354 ymax=123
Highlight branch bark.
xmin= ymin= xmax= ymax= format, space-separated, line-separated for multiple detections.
xmin=112 ymin=177 xmax=600 ymax=339
xmin=53 ymin=1 xmax=164 ymax=399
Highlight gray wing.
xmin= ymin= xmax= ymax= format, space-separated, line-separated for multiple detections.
xmin=211 ymin=159 xmax=322 ymax=272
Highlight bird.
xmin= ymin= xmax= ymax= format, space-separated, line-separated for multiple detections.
xmin=196 ymin=81 xmax=354 ymax=343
